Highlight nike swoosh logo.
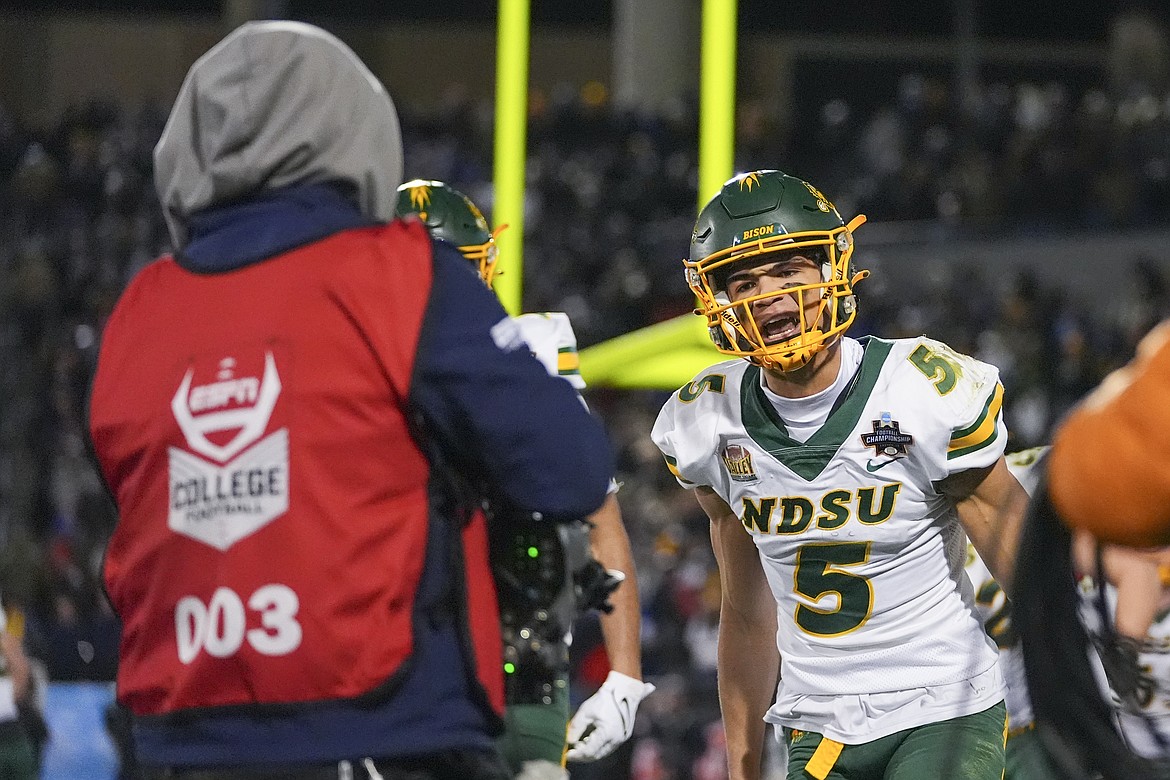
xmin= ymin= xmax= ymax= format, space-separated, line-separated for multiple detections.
xmin=865 ymin=458 xmax=896 ymax=472
xmin=616 ymin=695 xmax=631 ymax=735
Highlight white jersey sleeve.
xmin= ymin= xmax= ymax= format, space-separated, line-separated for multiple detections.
xmin=903 ymin=337 xmax=1007 ymax=476
xmin=516 ymin=312 xmax=620 ymax=494
xmin=1004 ymin=446 xmax=1046 ymax=494
xmin=651 ymin=360 xmax=748 ymax=490
xmin=512 ymin=312 xmax=586 ymax=391
xmin=1118 ymin=611 xmax=1170 ymax=757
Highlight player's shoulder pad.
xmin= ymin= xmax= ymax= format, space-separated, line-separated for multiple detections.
xmin=881 ymin=336 xmax=1006 ymax=467
xmin=652 ymin=359 xmax=748 ymax=487
xmin=1005 ymin=446 xmax=1050 ymax=497
xmin=669 ymin=357 xmax=747 ymax=410
xmin=883 ymin=335 xmax=1003 ymax=420
xmin=512 ymin=311 xmax=584 ymax=389
xmin=513 ymin=311 xmax=578 ymax=350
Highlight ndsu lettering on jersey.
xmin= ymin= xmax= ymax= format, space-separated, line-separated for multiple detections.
xmin=741 ymin=483 xmax=902 ymax=534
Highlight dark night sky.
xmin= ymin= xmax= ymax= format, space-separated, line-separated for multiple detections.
xmin=2 ymin=1 xmax=1167 ymax=43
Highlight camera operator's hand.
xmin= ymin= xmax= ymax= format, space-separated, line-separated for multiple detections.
xmin=565 ymin=671 xmax=654 ymax=762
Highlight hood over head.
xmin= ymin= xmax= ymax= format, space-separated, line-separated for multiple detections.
xmin=154 ymin=20 xmax=402 ymax=250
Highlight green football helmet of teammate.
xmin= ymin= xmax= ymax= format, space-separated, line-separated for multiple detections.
xmin=395 ymin=179 xmax=502 ymax=286
xmin=688 ymin=169 xmax=869 ymax=372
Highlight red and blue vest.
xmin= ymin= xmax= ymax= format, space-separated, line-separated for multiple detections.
xmin=91 ymin=221 xmax=504 ymax=717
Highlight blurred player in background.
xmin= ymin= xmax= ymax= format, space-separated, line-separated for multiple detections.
xmin=1075 ymin=547 xmax=1170 ymax=763
xmin=971 ymin=447 xmax=1168 ymax=778
xmin=966 ymin=446 xmax=1162 ymax=778
xmin=89 ymin=22 xmax=614 ymax=779
xmin=396 ymin=180 xmax=653 ymax=780
xmin=0 ymin=598 xmax=35 ymax=780
xmin=1014 ymin=320 xmax=1170 ymax=777
xmin=653 ymin=170 xmax=1030 ymax=780
xmin=1112 ymin=576 xmax=1170 ymax=760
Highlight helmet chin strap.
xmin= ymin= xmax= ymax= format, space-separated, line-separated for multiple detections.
xmin=759 ymin=331 xmax=829 ymax=373
xmin=755 ymin=290 xmax=839 ymax=372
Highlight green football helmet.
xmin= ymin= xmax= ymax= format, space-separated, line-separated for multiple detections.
xmin=687 ymin=170 xmax=868 ymax=372
xmin=395 ymin=179 xmax=501 ymax=285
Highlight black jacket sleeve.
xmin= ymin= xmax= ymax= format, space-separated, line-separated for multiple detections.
xmin=410 ymin=239 xmax=613 ymax=522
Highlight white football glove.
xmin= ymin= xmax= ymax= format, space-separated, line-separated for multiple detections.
xmin=565 ymin=671 xmax=655 ymax=762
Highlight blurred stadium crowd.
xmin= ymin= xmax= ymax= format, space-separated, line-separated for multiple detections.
xmin=2 ymin=56 xmax=1170 ymax=778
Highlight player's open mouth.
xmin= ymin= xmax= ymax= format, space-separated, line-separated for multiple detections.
xmin=760 ymin=317 xmax=800 ymax=344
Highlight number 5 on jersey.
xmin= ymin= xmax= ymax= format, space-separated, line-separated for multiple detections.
xmin=794 ymin=542 xmax=874 ymax=637
xmin=908 ymin=344 xmax=960 ymax=395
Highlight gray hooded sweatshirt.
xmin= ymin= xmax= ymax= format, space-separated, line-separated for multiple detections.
xmin=153 ymin=20 xmax=402 ymax=251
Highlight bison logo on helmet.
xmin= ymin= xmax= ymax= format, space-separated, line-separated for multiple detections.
xmin=739 ymin=172 xmax=762 ymax=191
xmin=406 ymin=183 xmax=432 ymax=213
xmin=466 ymin=199 xmax=487 ymax=226
xmin=802 ymin=181 xmax=834 ymax=212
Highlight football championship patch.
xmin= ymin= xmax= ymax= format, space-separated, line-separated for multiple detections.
xmin=722 ymin=444 xmax=759 ymax=483
xmin=860 ymin=412 xmax=914 ymax=459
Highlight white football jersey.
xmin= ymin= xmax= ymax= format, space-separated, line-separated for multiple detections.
xmin=513 ymin=313 xmax=585 ymax=391
xmin=653 ymin=336 xmax=1008 ymax=740
xmin=964 ymin=447 xmax=1047 ymax=733
xmin=1118 ymin=609 xmax=1170 ymax=757
xmin=1076 ymin=546 xmax=1170 ymax=758
xmin=1077 ymin=573 xmax=1170 ymax=757
xmin=514 ymin=312 xmax=618 ymax=502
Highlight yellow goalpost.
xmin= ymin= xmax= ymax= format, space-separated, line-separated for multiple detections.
xmin=494 ymin=0 xmax=737 ymax=387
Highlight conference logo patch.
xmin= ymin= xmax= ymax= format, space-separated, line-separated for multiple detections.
xmin=721 ymin=443 xmax=759 ymax=483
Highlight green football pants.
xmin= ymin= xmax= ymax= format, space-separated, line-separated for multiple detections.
xmin=784 ymin=701 xmax=1008 ymax=780
xmin=498 ymin=681 xmax=570 ymax=773
xmin=0 ymin=726 xmax=36 ymax=780
xmin=1004 ymin=725 xmax=1063 ymax=780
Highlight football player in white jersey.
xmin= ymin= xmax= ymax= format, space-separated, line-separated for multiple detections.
xmin=396 ymin=181 xmax=653 ymax=780
xmin=652 ymin=170 xmax=1031 ymax=780
xmin=1113 ymin=583 xmax=1170 ymax=759
xmin=1075 ymin=559 xmax=1170 ymax=762
xmin=1070 ymin=520 xmax=1168 ymax=763
xmin=970 ymin=448 xmax=1166 ymax=776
